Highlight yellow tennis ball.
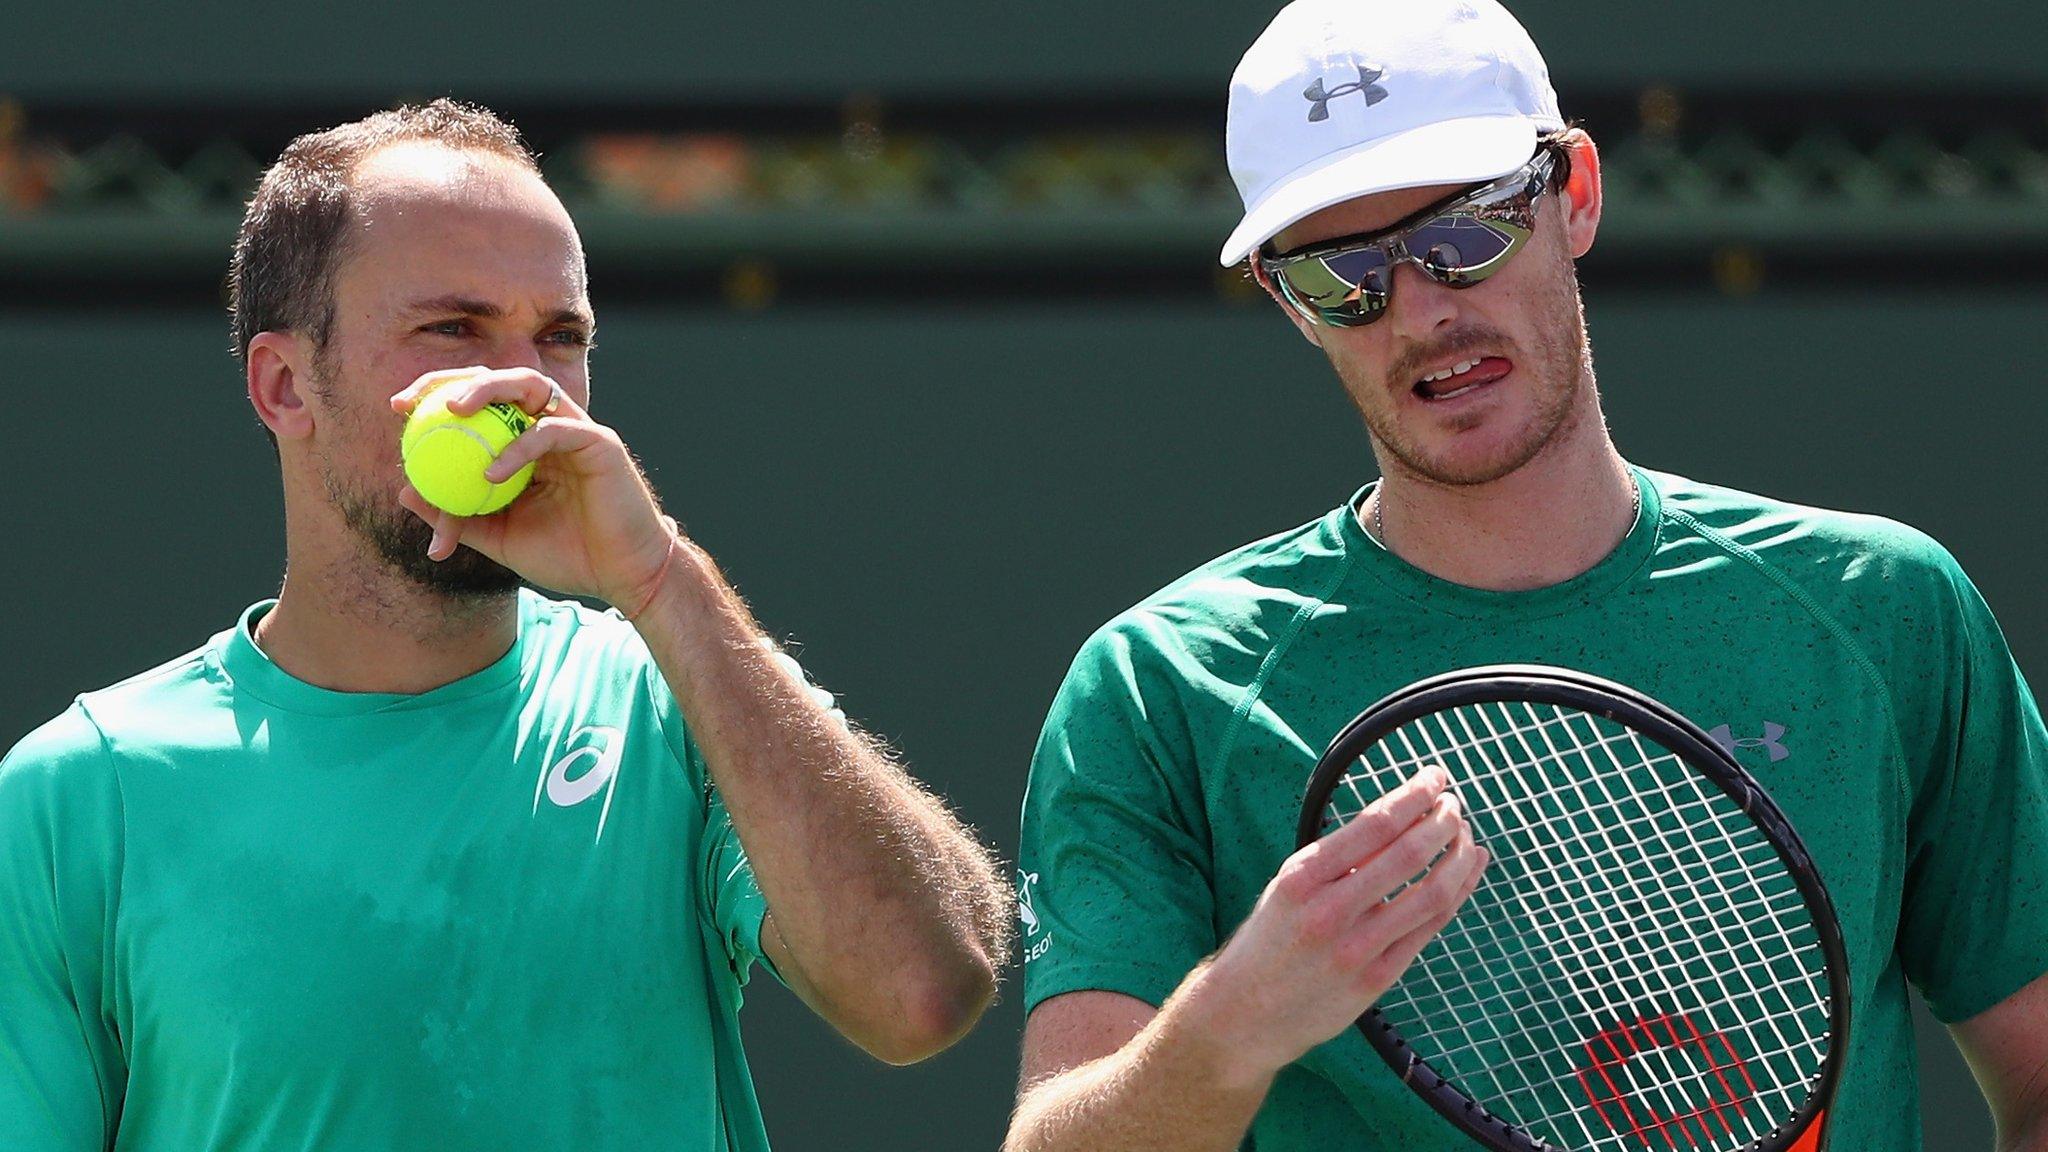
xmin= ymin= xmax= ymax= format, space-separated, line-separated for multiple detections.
xmin=401 ymin=383 xmax=536 ymax=516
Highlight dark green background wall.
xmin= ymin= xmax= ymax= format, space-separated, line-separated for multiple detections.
xmin=2 ymin=289 xmax=2041 ymax=1147
xmin=3 ymin=0 xmax=2039 ymax=98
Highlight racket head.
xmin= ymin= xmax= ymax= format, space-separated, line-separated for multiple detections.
xmin=1299 ymin=665 xmax=1850 ymax=1152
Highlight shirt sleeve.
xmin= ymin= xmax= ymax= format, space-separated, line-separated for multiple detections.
xmin=0 ymin=705 xmax=127 ymax=1149
xmin=699 ymin=775 xmax=771 ymax=980
xmin=1019 ymin=618 xmax=1219 ymax=1014
xmin=638 ymin=632 xmax=842 ymax=984
xmin=1895 ymin=550 xmax=2048 ymax=1022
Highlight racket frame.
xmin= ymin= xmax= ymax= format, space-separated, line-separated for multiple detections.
xmin=1296 ymin=664 xmax=1851 ymax=1152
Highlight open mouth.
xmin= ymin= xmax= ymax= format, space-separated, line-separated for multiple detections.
xmin=1414 ymin=356 xmax=1513 ymax=401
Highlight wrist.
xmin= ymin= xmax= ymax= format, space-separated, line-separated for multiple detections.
xmin=1154 ymin=960 xmax=1286 ymax=1096
xmin=622 ymin=532 xmax=755 ymax=654
xmin=618 ymin=531 xmax=700 ymax=625
xmin=612 ymin=517 xmax=687 ymax=621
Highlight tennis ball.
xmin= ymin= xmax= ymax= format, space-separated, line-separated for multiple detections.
xmin=401 ymin=381 xmax=536 ymax=516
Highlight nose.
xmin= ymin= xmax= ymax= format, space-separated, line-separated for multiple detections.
xmin=1382 ymin=260 xmax=1460 ymax=342
xmin=491 ymin=337 xmax=549 ymax=376
xmin=473 ymin=338 xmax=589 ymax=406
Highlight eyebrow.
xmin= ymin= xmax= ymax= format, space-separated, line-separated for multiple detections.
xmin=402 ymin=295 xmax=595 ymax=330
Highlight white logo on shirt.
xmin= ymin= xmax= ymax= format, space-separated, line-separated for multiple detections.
xmin=1018 ymin=870 xmax=1042 ymax=936
xmin=1018 ymin=870 xmax=1053 ymax=963
xmin=533 ymin=726 xmax=625 ymax=843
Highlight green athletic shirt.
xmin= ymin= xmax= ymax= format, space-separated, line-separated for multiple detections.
xmin=0 ymin=588 xmax=812 ymax=1151
xmin=1019 ymin=466 xmax=2048 ymax=1151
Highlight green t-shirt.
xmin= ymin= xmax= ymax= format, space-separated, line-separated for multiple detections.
xmin=1019 ymin=467 xmax=2048 ymax=1151
xmin=0 ymin=590 xmax=786 ymax=1151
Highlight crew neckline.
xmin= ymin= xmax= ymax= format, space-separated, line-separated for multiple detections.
xmin=1334 ymin=465 xmax=1664 ymax=621
xmin=216 ymin=590 xmax=534 ymax=715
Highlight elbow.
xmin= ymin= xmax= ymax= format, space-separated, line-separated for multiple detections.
xmin=864 ymin=950 xmax=1000 ymax=1066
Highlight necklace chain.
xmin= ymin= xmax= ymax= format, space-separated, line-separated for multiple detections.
xmin=1370 ymin=474 xmax=1641 ymax=546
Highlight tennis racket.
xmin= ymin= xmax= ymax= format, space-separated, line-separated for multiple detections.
xmin=1297 ymin=665 xmax=1850 ymax=1152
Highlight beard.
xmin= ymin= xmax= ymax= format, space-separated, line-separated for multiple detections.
xmin=1344 ymin=258 xmax=1593 ymax=488
xmin=326 ymin=471 xmax=525 ymax=598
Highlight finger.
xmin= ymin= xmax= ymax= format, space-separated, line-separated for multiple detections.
xmin=1297 ymin=764 xmax=1450 ymax=882
xmin=397 ymin=483 xmax=434 ymax=521
xmin=391 ymin=366 xmax=491 ymax=414
xmin=1345 ymin=872 xmax=1480 ymax=1001
xmin=396 ymin=483 xmax=465 ymax=560
xmin=1324 ymin=791 xmax=1467 ymax=907
xmin=1454 ymin=840 xmax=1487 ymax=905
xmin=427 ymin=505 xmax=465 ymax=561
xmin=1360 ymin=823 xmax=1486 ymax=945
xmin=482 ymin=417 xmax=612 ymax=482
xmin=440 ymin=368 xmax=574 ymax=419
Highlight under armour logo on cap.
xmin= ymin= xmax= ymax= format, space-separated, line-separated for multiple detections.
xmin=1709 ymin=722 xmax=1791 ymax=763
xmin=1303 ymin=64 xmax=1389 ymax=122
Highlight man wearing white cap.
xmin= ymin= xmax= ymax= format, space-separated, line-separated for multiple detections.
xmin=1008 ymin=1 xmax=2048 ymax=1149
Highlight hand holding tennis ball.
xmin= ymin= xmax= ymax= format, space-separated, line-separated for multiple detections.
xmin=388 ymin=367 xmax=682 ymax=617
xmin=401 ymin=373 xmax=538 ymax=515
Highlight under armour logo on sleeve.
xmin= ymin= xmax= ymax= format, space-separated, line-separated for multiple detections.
xmin=1708 ymin=722 xmax=1790 ymax=763
xmin=1304 ymin=65 xmax=1390 ymax=122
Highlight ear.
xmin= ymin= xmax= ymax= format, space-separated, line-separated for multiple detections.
xmin=246 ymin=331 xmax=317 ymax=442
xmin=1248 ymin=259 xmax=1324 ymax=348
xmin=1557 ymin=128 xmax=1603 ymax=259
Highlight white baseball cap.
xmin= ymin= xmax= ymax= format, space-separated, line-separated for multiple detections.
xmin=1219 ymin=0 xmax=1564 ymax=266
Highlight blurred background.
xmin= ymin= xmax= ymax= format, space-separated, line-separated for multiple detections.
xmin=2 ymin=1 xmax=2041 ymax=1147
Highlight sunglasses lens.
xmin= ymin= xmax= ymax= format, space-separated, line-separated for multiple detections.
xmin=1278 ymin=249 xmax=1391 ymax=327
xmin=1409 ymin=216 xmax=1531 ymax=286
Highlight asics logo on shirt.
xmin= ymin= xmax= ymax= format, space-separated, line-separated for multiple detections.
xmin=1708 ymin=721 xmax=1790 ymax=763
xmin=533 ymin=726 xmax=626 ymax=842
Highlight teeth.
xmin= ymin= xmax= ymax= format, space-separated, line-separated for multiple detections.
xmin=1421 ymin=358 xmax=1484 ymax=384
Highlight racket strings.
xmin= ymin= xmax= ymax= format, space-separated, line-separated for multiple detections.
xmin=1417 ymin=702 xmax=1818 ymax=1148
xmin=1480 ymin=702 xmax=1822 ymax=1130
xmin=1421 ymin=899 xmax=1822 ymax=1049
xmin=1405 ymin=711 xmax=1789 ymax=1145
xmin=1324 ymin=700 xmax=1833 ymax=1152
xmin=1412 ymin=738 xmax=1819 ymax=1036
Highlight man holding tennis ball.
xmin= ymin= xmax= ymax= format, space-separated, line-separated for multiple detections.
xmin=0 ymin=100 xmax=1010 ymax=1151
xmin=401 ymin=373 xmax=541 ymax=516
xmin=1009 ymin=1 xmax=2048 ymax=1150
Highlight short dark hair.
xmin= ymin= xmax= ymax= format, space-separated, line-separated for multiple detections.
xmin=226 ymin=98 xmax=540 ymax=366
xmin=1538 ymin=126 xmax=1577 ymax=192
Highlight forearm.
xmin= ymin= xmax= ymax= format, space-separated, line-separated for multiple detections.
xmin=1007 ymin=972 xmax=1274 ymax=1152
xmin=633 ymin=538 xmax=1006 ymax=1052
